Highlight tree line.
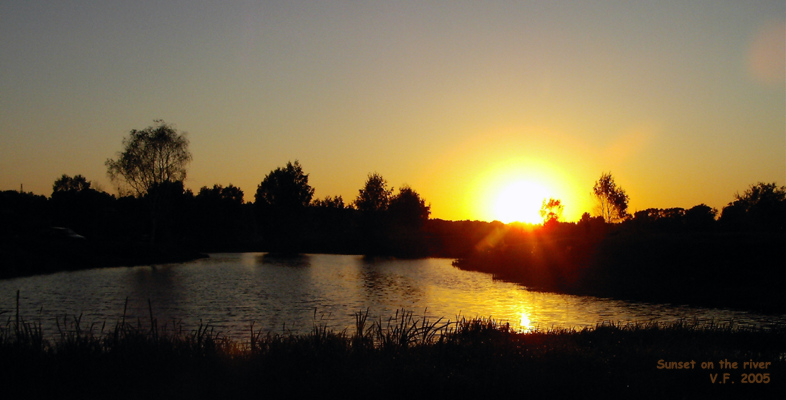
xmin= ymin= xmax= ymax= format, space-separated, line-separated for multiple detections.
xmin=1 ymin=120 xmax=784 ymax=278
xmin=585 ymin=175 xmax=785 ymax=234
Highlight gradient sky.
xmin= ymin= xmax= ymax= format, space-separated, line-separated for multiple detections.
xmin=2 ymin=1 xmax=784 ymax=222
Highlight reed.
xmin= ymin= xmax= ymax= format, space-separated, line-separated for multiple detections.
xmin=1 ymin=302 xmax=784 ymax=399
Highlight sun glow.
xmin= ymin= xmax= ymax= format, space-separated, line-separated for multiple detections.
xmin=492 ymin=180 xmax=551 ymax=224
xmin=465 ymin=156 xmax=580 ymax=223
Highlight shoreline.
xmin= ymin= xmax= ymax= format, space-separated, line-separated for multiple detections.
xmin=453 ymin=231 xmax=786 ymax=314
xmin=0 ymin=239 xmax=208 ymax=280
xmin=4 ymin=234 xmax=784 ymax=316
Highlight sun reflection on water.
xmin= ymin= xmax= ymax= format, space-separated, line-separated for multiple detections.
xmin=516 ymin=308 xmax=538 ymax=333
xmin=3 ymin=254 xmax=784 ymax=340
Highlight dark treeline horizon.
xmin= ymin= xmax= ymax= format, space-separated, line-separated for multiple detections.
xmin=3 ymin=168 xmax=784 ymax=315
xmin=1 ymin=168 xmax=784 ymax=280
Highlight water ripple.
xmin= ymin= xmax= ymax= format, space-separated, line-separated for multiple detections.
xmin=1 ymin=253 xmax=784 ymax=339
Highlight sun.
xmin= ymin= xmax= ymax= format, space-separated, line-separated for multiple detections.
xmin=492 ymin=180 xmax=550 ymax=224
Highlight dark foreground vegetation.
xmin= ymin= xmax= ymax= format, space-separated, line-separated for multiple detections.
xmin=2 ymin=305 xmax=784 ymax=399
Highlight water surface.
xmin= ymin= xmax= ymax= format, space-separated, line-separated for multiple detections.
xmin=2 ymin=253 xmax=783 ymax=340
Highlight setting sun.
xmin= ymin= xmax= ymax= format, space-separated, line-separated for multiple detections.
xmin=492 ymin=180 xmax=550 ymax=224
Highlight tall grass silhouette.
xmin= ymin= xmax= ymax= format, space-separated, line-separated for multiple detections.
xmin=2 ymin=292 xmax=784 ymax=398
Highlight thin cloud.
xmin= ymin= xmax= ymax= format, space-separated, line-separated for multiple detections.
xmin=748 ymin=20 xmax=785 ymax=86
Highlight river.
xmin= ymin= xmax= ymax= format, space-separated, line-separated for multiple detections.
xmin=2 ymin=253 xmax=783 ymax=340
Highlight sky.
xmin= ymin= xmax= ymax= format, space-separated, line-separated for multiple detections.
xmin=1 ymin=1 xmax=784 ymax=222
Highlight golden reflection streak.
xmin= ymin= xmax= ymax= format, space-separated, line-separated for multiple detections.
xmin=519 ymin=311 xmax=535 ymax=333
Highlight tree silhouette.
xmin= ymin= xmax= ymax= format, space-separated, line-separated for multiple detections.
xmin=105 ymin=120 xmax=192 ymax=243
xmin=50 ymin=174 xmax=115 ymax=239
xmin=731 ymin=182 xmax=785 ymax=212
xmin=684 ymin=204 xmax=717 ymax=231
xmin=353 ymin=173 xmax=393 ymax=213
xmin=193 ymin=184 xmax=247 ymax=248
xmin=198 ymin=184 xmax=244 ymax=206
xmin=105 ymin=120 xmax=192 ymax=197
xmin=592 ymin=172 xmax=629 ymax=223
xmin=312 ymin=195 xmax=348 ymax=209
xmin=145 ymin=180 xmax=193 ymax=243
xmin=722 ymin=182 xmax=786 ymax=231
xmin=387 ymin=185 xmax=431 ymax=257
xmin=52 ymin=174 xmax=92 ymax=194
xmin=309 ymin=194 xmax=356 ymax=253
xmin=352 ymin=173 xmax=394 ymax=255
xmin=539 ymin=198 xmax=564 ymax=226
xmin=388 ymin=185 xmax=430 ymax=228
xmin=254 ymin=161 xmax=314 ymax=210
xmin=254 ymin=161 xmax=314 ymax=254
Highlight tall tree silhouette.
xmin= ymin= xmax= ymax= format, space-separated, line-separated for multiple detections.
xmin=254 ymin=161 xmax=314 ymax=254
xmin=105 ymin=120 xmax=191 ymax=197
xmin=592 ymin=172 xmax=629 ymax=223
xmin=353 ymin=173 xmax=394 ymax=255
xmin=388 ymin=185 xmax=430 ymax=229
xmin=353 ymin=173 xmax=393 ymax=213
xmin=388 ymin=185 xmax=431 ymax=257
xmin=254 ymin=161 xmax=314 ymax=210
xmin=105 ymin=120 xmax=192 ymax=243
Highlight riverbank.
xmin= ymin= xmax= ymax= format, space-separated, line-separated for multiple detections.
xmin=0 ymin=238 xmax=207 ymax=279
xmin=454 ymin=232 xmax=786 ymax=314
xmin=2 ymin=309 xmax=783 ymax=399
xmin=3 ymin=229 xmax=783 ymax=317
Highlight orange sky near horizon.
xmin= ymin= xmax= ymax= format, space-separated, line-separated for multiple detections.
xmin=1 ymin=1 xmax=784 ymax=223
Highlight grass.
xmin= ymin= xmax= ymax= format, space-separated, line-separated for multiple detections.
xmin=1 ymin=295 xmax=784 ymax=399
